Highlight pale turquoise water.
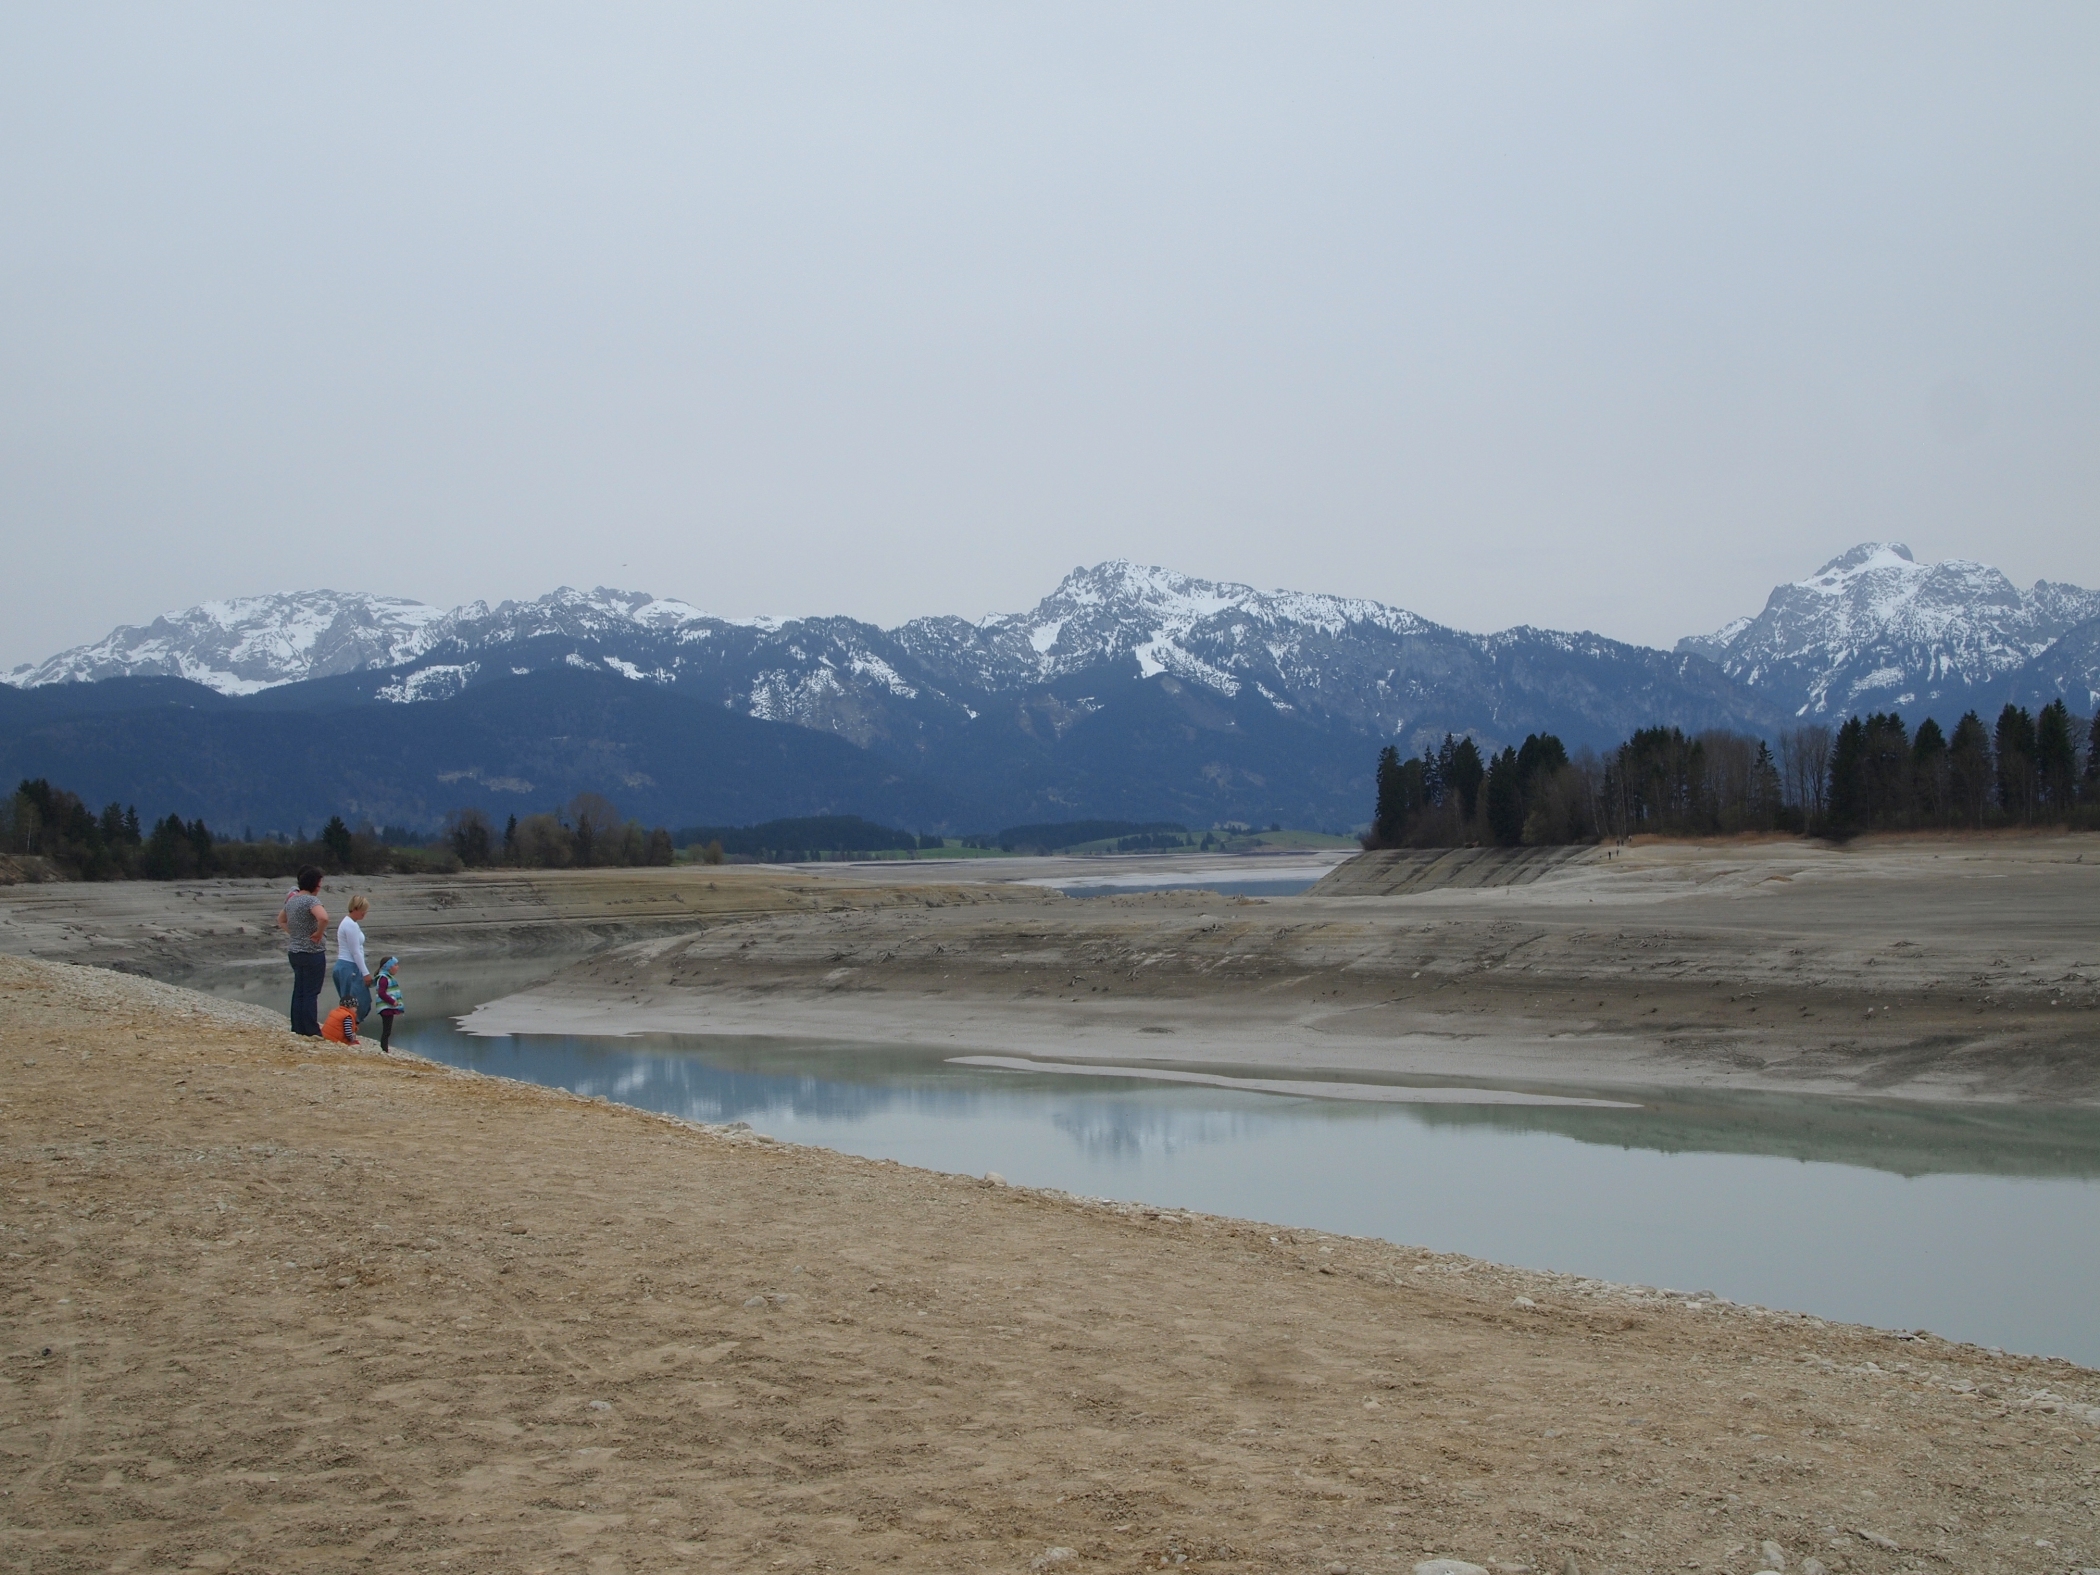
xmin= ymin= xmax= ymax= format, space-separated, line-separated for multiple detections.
xmin=384 ymin=1004 xmax=2100 ymax=1367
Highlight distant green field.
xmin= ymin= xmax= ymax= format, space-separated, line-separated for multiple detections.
xmin=1213 ymin=829 xmax=1359 ymax=852
xmin=680 ymin=830 xmax=1361 ymax=864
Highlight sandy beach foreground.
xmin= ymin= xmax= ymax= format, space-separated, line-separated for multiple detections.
xmin=4 ymin=954 xmax=2096 ymax=1574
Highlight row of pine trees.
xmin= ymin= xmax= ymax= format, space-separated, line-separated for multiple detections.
xmin=0 ymin=780 xmax=675 ymax=881
xmin=0 ymin=778 xmax=460 ymax=881
xmin=1367 ymin=701 xmax=2100 ymax=848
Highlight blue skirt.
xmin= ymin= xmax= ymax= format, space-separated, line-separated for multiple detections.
xmin=332 ymin=959 xmax=373 ymax=1022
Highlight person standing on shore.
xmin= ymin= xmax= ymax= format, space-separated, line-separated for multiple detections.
xmin=372 ymin=956 xmax=404 ymax=1054
xmin=334 ymin=895 xmax=373 ymax=1024
xmin=276 ymin=865 xmax=328 ymax=1036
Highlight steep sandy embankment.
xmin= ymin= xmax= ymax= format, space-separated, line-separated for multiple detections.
xmin=3 ymin=954 xmax=2096 ymax=1573
xmin=0 ymin=864 xmax=1058 ymax=987
xmin=1311 ymin=845 xmax=1601 ymax=896
xmin=478 ymin=837 xmax=2100 ymax=1104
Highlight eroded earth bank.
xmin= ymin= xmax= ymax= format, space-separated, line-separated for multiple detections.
xmin=463 ymin=837 xmax=2100 ymax=1105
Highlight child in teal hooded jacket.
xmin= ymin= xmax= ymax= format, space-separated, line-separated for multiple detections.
xmin=373 ymin=957 xmax=405 ymax=1054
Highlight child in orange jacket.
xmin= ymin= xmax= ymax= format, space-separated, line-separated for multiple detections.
xmin=320 ymin=1000 xmax=360 ymax=1045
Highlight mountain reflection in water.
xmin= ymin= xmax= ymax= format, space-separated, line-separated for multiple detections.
xmin=394 ymin=1018 xmax=2100 ymax=1367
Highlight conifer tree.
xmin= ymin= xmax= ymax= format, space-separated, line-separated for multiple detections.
xmin=1995 ymin=704 xmax=2037 ymax=821
xmin=1910 ymin=717 xmax=1948 ymax=824
xmin=1861 ymin=712 xmax=1912 ymax=827
xmin=322 ymin=815 xmax=354 ymax=870
xmin=446 ymin=808 xmax=495 ymax=868
xmin=1947 ymin=711 xmax=1993 ymax=827
xmin=1446 ymin=736 xmax=1485 ymax=821
xmin=1484 ymin=747 xmax=1524 ymax=845
xmin=1827 ymin=717 xmax=1868 ymax=834
xmin=2035 ymin=699 xmax=2076 ymax=812
xmin=1372 ymin=745 xmax=1405 ymax=847
xmin=1515 ymin=732 xmax=1569 ymax=783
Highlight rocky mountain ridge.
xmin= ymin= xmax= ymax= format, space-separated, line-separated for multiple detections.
xmin=6 ymin=591 xmax=451 ymax=696
xmin=11 ymin=548 xmax=2097 ymax=814
xmin=3 ymin=561 xmax=1787 ymax=834
xmin=9 ymin=562 xmax=1780 ymax=757
xmin=1678 ymin=543 xmax=2100 ymax=718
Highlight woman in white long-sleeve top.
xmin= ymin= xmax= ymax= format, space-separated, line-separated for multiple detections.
xmin=333 ymin=894 xmax=374 ymax=1024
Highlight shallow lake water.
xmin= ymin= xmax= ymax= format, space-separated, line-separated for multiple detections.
xmin=348 ymin=983 xmax=2100 ymax=1368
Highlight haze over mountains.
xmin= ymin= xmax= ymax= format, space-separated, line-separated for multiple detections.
xmin=5 ymin=548 xmax=2097 ymax=837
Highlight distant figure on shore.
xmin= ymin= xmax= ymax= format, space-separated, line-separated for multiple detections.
xmin=276 ymin=865 xmax=328 ymax=1036
xmin=373 ymin=956 xmax=404 ymax=1055
xmin=334 ymin=895 xmax=373 ymax=1023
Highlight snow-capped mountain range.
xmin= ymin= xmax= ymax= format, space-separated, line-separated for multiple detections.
xmin=7 ymin=562 xmax=1771 ymax=752
xmin=2 ymin=567 xmax=1456 ymax=702
xmin=11 ymin=547 xmax=2098 ymax=742
xmin=8 ymin=548 xmax=2096 ymax=835
xmin=1677 ymin=544 xmax=2100 ymax=717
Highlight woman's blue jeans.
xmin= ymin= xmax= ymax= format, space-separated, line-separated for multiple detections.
xmin=289 ymin=951 xmax=326 ymax=1036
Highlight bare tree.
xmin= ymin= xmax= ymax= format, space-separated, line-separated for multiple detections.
xmin=1779 ymin=725 xmax=1832 ymax=829
xmin=514 ymin=813 xmax=574 ymax=868
xmin=565 ymin=792 xmax=622 ymax=867
xmin=1695 ymin=730 xmax=1757 ymax=832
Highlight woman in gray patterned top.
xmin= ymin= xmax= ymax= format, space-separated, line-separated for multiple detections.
xmin=276 ymin=865 xmax=330 ymax=1036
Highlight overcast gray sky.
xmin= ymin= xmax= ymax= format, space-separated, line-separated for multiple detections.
xmin=4 ymin=3 xmax=2096 ymax=667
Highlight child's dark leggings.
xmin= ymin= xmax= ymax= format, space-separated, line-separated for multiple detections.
xmin=379 ymin=1012 xmax=399 ymax=1053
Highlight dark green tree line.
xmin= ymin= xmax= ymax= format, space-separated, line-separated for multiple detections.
xmin=1824 ymin=701 xmax=2095 ymax=835
xmin=1362 ymin=698 xmax=2096 ymax=848
xmin=2 ymin=778 xmax=673 ymax=881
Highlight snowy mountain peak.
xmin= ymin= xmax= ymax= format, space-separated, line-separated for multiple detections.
xmin=3 ymin=591 xmax=449 ymax=695
xmin=1811 ymin=541 xmax=1915 ymax=580
xmin=1677 ymin=544 xmax=2100 ymax=717
xmin=961 ymin=561 xmax=1435 ymax=690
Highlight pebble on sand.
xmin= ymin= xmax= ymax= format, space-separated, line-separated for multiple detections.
xmin=1762 ymin=1539 xmax=1787 ymax=1568
xmin=1415 ymin=1562 xmax=1489 ymax=1575
xmin=1031 ymin=1550 xmax=1077 ymax=1571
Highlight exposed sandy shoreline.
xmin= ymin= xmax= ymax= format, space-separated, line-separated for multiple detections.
xmin=4 ymin=953 xmax=2095 ymax=1574
xmin=459 ymin=836 xmax=2100 ymax=1106
xmin=5 ymin=838 xmax=2096 ymax=1106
